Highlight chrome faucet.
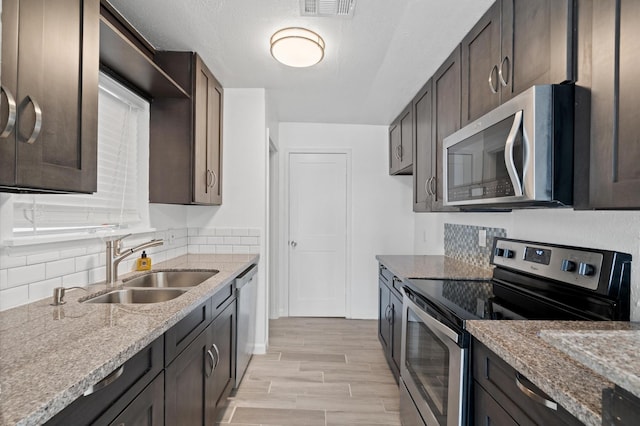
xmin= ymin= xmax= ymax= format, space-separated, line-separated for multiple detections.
xmin=106 ymin=234 xmax=164 ymax=285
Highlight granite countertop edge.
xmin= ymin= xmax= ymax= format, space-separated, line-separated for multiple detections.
xmin=0 ymin=253 xmax=259 ymax=426
xmin=466 ymin=320 xmax=631 ymax=426
xmin=375 ymin=254 xmax=493 ymax=281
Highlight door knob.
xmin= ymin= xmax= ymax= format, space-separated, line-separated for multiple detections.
xmin=290 ymin=241 xmax=297 ymax=248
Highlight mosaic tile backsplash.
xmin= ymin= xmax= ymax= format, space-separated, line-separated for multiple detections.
xmin=444 ymin=223 xmax=507 ymax=269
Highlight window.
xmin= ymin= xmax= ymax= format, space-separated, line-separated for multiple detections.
xmin=4 ymin=73 xmax=151 ymax=242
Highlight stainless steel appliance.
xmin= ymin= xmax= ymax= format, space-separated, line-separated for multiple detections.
xmin=235 ymin=265 xmax=258 ymax=387
xmin=443 ymin=85 xmax=574 ymax=208
xmin=399 ymin=238 xmax=631 ymax=426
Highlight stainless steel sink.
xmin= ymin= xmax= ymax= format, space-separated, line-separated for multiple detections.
xmin=122 ymin=270 xmax=218 ymax=288
xmin=82 ymin=288 xmax=188 ymax=304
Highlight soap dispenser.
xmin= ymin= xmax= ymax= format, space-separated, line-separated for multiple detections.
xmin=136 ymin=251 xmax=152 ymax=271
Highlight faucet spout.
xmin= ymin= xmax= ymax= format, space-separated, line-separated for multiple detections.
xmin=106 ymin=236 xmax=164 ymax=285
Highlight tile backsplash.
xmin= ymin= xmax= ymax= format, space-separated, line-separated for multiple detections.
xmin=0 ymin=227 xmax=260 ymax=311
xmin=444 ymin=223 xmax=507 ymax=268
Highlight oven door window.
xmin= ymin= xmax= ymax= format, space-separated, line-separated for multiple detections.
xmin=447 ymin=114 xmax=524 ymax=200
xmin=405 ymin=308 xmax=451 ymax=424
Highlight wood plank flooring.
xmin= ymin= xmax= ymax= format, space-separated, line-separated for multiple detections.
xmin=217 ymin=317 xmax=401 ymax=426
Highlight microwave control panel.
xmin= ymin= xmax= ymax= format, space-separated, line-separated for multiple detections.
xmin=448 ymin=178 xmax=515 ymax=202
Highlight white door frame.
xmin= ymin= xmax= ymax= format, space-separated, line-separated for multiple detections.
xmin=280 ymin=148 xmax=352 ymax=318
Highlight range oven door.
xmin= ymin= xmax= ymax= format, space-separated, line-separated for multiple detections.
xmin=400 ymin=289 xmax=466 ymax=426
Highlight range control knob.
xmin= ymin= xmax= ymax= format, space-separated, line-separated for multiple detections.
xmin=578 ymin=262 xmax=595 ymax=276
xmin=494 ymin=247 xmax=505 ymax=257
xmin=503 ymin=249 xmax=515 ymax=259
xmin=561 ymin=259 xmax=577 ymax=272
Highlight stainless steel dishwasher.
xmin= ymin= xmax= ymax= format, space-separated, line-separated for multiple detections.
xmin=235 ymin=265 xmax=258 ymax=387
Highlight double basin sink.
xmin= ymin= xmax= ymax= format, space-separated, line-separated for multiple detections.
xmin=82 ymin=271 xmax=218 ymax=304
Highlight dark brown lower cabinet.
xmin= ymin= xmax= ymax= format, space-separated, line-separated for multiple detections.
xmin=472 ymin=338 xmax=582 ymax=425
xmin=166 ymin=300 xmax=236 ymax=425
xmin=377 ymin=264 xmax=403 ymax=382
xmin=107 ymin=372 xmax=165 ymax=426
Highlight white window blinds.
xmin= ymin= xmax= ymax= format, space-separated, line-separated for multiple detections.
xmin=12 ymin=74 xmax=150 ymax=237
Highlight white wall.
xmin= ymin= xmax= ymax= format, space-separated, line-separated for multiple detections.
xmin=187 ymin=88 xmax=269 ymax=352
xmin=414 ymin=209 xmax=640 ymax=320
xmin=277 ymin=123 xmax=415 ymax=319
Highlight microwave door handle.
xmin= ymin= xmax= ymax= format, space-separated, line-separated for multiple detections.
xmin=504 ymin=110 xmax=524 ymax=197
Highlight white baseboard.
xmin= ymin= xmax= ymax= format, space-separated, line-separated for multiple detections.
xmin=253 ymin=343 xmax=267 ymax=355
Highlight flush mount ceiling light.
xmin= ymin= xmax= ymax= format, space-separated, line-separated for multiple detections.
xmin=270 ymin=27 xmax=325 ymax=68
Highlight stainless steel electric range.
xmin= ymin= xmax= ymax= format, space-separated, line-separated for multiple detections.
xmin=399 ymin=237 xmax=632 ymax=426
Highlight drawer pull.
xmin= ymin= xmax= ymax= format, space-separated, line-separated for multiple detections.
xmin=212 ymin=343 xmax=220 ymax=370
xmin=515 ymin=373 xmax=558 ymax=411
xmin=206 ymin=349 xmax=215 ymax=377
xmin=84 ymin=365 xmax=124 ymax=396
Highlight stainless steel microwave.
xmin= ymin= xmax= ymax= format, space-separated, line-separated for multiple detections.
xmin=443 ymin=85 xmax=574 ymax=208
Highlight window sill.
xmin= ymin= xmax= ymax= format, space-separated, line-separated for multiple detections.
xmin=2 ymin=227 xmax=157 ymax=248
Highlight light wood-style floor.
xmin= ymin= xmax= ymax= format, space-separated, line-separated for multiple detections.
xmin=218 ymin=317 xmax=401 ymax=426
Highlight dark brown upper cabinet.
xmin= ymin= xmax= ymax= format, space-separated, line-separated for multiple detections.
xmin=461 ymin=0 xmax=575 ymax=126
xmin=575 ymin=0 xmax=640 ymax=209
xmin=412 ymin=79 xmax=434 ymax=212
xmin=0 ymin=0 xmax=99 ymax=193
xmin=151 ymin=52 xmax=223 ymax=205
xmin=431 ymin=46 xmax=462 ymax=212
xmin=388 ymin=104 xmax=413 ymax=175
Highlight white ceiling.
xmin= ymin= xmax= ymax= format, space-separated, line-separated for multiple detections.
xmin=108 ymin=0 xmax=494 ymax=125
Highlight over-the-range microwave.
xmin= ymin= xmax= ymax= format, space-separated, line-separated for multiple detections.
xmin=443 ymin=84 xmax=574 ymax=208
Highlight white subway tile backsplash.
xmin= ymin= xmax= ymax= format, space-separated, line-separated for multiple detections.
xmin=232 ymin=228 xmax=249 ymax=237
xmin=27 ymin=251 xmax=61 ymax=265
xmin=198 ymin=228 xmax=217 ymax=236
xmin=88 ymin=267 xmax=106 ymax=284
xmin=62 ymin=271 xmax=89 ymax=287
xmin=223 ymin=236 xmax=242 ymax=245
xmin=0 ymin=286 xmax=29 ymax=311
xmin=29 ymin=278 xmax=62 ymax=300
xmin=1 ymin=254 xmax=27 ymax=269
xmin=8 ymin=264 xmax=46 ymax=288
xmin=189 ymin=237 xmax=207 ymax=245
xmin=232 ymin=246 xmax=250 ymax=254
xmin=188 ymin=228 xmax=199 ymax=237
xmin=75 ymin=253 xmax=103 ymax=272
xmin=207 ymin=237 xmax=224 ymax=245
xmin=188 ymin=245 xmax=200 ymax=254
xmin=248 ymin=228 xmax=260 ymax=237
xmin=0 ymin=269 xmax=7 ymax=290
xmin=46 ymin=258 xmax=76 ymax=279
xmin=59 ymin=247 xmax=88 ymax=258
xmin=240 ymin=236 xmax=259 ymax=245
xmin=199 ymin=245 xmax=216 ymax=254
xmin=215 ymin=228 xmax=233 ymax=236
xmin=216 ymin=245 xmax=233 ymax=254
xmin=249 ymin=245 xmax=260 ymax=254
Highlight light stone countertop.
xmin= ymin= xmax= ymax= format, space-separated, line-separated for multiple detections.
xmin=0 ymin=253 xmax=258 ymax=426
xmin=375 ymin=255 xmax=493 ymax=281
xmin=467 ymin=320 xmax=640 ymax=426
xmin=539 ymin=329 xmax=640 ymax=400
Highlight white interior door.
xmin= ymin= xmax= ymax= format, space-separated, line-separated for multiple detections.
xmin=288 ymin=153 xmax=347 ymax=317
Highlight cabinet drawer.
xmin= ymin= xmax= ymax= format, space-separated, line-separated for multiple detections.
xmin=165 ymin=297 xmax=212 ymax=365
xmin=46 ymin=336 xmax=164 ymax=426
xmin=211 ymin=282 xmax=234 ymax=320
xmin=473 ymin=381 xmax=518 ymax=426
xmin=472 ymin=339 xmax=582 ymax=426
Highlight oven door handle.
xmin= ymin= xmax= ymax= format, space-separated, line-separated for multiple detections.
xmin=504 ymin=110 xmax=524 ymax=197
xmin=402 ymin=289 xmax=460 ymax=344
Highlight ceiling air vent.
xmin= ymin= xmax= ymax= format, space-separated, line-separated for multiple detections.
xmin=301 ymin=0 xmax=357 ymax=17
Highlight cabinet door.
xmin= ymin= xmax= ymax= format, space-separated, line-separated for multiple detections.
xmin=461 ymin=1 xmax=501 ymax=126
xmin=0 ymin=0 xmax=19 ymax=187
xmin=389 ymin=290 xmax=403 ymax=376
xmin=432 ymin=46 xmax=461 ymax=212
xmin=389 ymin=122 xmax=401 ymax=174
xmin=378 ymin=280 xmax=391 ymax=352
xmin=207 ymin=300 xmax=236 ymax=424
xmin=399 ymin=105 xmax=413 ymax=171
xmin=501 ymin=0 xmax=574 ymax=103
xmin=413 ymin=79 xmax=434 ymax=212
xmin=14 ymin=0 xmax=98 ymax=193
xmin=108 ymin=373 xmax=164 ymax=426
xmin=194 ymin=56 xmax=223 ymax=205
xmin=588 ymin=0 xmax=640 ymax=208
xmin=165 ymin=323 xmax=212 ymax=425
xmin=473 ymin=383 xmax=518 ymax=426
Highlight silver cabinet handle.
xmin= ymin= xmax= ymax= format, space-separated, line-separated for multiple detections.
xmin=424 ymin=178 xmax=431 ymax=196
xmin=212 ymin=344 xmax=220 ymax=370
xmin=394 ymin=145 xmax=402 ymax=160
xmin=397 ymin=145 xmax=403 ymax=161
xmin=515 ymin=373 xmax=558 ymax=411
xmin=499 ymin=56 xmax=510 ymax=87
xmin=0 ymin=86 xmax=17 ymax=138
xmin=206 ymin=169 xmax=213 ymax=188
xmin=504 ymin=110 xmax=524 ymax=197
xmin=488 ymin=65 xmax=499 ymax=94
xmin=384 ymin=305 xmax=391 ymax=322
xmin=429 ymin=176 xmax=437 ymax=196
xmin=211 ymin=170 xmax=217 ymax=189
xmin=206 ymin=349 xmax=215 ymax=377
xmin=24 ymin=96 xmax=43 ymax=144
xmin=84 ymin=365 xmax=124 ymax=396
xmin=290 ymin=240 xmax=297 ymax=248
